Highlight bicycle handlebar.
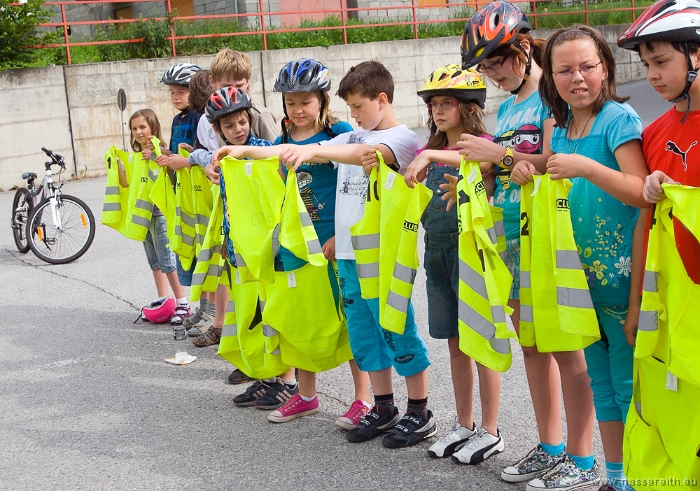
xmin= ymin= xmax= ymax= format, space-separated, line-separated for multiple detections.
xmin=41 ymin=147 xmax=66 ymax=169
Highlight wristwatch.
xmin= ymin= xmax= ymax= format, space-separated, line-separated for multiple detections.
xmin=498 ymin=147 xmax=514 ymax=169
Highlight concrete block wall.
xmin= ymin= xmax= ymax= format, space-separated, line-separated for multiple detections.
xmin=0 ymin=23 xmax=646 ymax=190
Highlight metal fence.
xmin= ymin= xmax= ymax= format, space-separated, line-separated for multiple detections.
xmin=14 ymin=0 xmax=645 ymax=64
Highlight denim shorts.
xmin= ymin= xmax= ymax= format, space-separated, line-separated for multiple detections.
xmin=176 ymin=255 xmax=196 ymax=286
xmin=337 ymin=259 xmax=430 ymax=377
xmin=424 ymin=232 xmax=460 ymax=339
xmin=143 ymin=215 xmax=176 ymax=274
xmin=505 ymin=238 xmax=520 ymax=300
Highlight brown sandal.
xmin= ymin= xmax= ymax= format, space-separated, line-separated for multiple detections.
xmin=193 ymin=326 xmax=222 ymax=347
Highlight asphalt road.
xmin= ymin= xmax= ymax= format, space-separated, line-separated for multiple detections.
xmin=0 ymin=78 xmax=667 ymax=491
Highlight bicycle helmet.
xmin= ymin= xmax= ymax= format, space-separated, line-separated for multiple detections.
xmin=141 ymin=297 xmax=176 ymax=323
xmin=618 ymin=0 xmax=700 ymax=122
xmin=461 ymin=1 xmax=532 ymax=69
xmin=274 ymin=58 xmax=331 ymax=93
xmin=205 ymin=86 xmax=255 ymax=124
xmin=161 ymin=63 xmax=201 ymax=86
xmin=417 ymin=65 xmax=487 ymax=109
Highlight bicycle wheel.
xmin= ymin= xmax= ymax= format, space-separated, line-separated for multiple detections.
xmin=11 ymin=187 xmax=32 ymax=253
xmin=27 ymin=194 xmax=96 ymax=264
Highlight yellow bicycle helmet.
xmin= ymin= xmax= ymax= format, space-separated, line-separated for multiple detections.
xmin=417 ymin=64 xmax=487 ymax=108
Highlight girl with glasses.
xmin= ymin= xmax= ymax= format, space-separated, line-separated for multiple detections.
xmin=512 ymin=25 xmax=649 ymax=491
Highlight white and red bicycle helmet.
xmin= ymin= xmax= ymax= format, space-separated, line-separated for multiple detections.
xmin=141 ymin=297 xmax=176 ymax=323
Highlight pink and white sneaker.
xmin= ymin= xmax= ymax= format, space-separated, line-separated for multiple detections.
xmin=335 ymin=399 xmax=371 ymax=430
xmin=268 ymin=393 xmax=320 ymax=423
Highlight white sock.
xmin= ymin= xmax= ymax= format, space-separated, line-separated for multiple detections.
xmin=300 ymin=394 xmax=316 ymax=402
xmin=361 ymin=400 xmax=372 ymax=409
xmin=176 ymin=297 xmax=188 ymax=306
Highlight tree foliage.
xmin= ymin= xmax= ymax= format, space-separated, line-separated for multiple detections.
xmin=0 ymin=0 xmax=55 ymax=69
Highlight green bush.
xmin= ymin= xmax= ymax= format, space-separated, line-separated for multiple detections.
xmin=0 ymin=0 xmax=58 ymax=69
xmin=94 ymin=10 xmax=171 ymax=61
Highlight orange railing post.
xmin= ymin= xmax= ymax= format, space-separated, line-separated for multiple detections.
xmin=259 ymin=0 xmax=268 ymax=50
xmin=340 ymin=0 xmax=347 ymax=45
xmin=411 ymin=0 xmax=418 ymax=40
xmin=584 ymin=0 xmax=589 ymax=26
xmin=61 ymin=3 xmax=71 ymax=65
xmin=531 ymin=0 xmax=537 ymax=31
xmin=167 ymin=0 xmax=176 ymax=57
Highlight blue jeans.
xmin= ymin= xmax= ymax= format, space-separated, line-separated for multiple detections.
xmin=424 ymin=232 xmax=460 ymax=339
xmin=143 ymin=215 xmax=176 ymax=274
xmin=176 ymin=255 xmax=196 ymax=286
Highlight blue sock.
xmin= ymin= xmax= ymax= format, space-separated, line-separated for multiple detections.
xmin=606 ymin=461 xmax=633 ymax=491
xmin=540 ymin=441 xmax=565 ymax=456
xmin=568 ymin=453 xmax=595 ymax=471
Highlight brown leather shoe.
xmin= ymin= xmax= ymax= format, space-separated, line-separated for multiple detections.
xmin=192 ymin=326 xmax=222 ymax=347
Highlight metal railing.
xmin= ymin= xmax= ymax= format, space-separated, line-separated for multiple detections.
xmin=13 ymin=0 xmax=644 ymax=65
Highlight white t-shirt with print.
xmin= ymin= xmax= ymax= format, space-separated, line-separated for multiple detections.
xmin=319 ymin=125 xmax=419 ymax=260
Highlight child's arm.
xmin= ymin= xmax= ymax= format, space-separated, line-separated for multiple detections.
xmin=643 ymin=170 xmax=678 ymax=203
xmin=404 ymin=149 xmax=462 ymax=187
xmin=279 ymin=143 xmax=396 ymax=171
xmin=213 ymin=144 xmax=288 ymax=164
xmin=546 ymin=139 xmax=649 ymax=208
xmin=624 ymin=207 xmax=648 ymax=346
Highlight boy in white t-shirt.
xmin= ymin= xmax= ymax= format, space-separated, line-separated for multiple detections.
xmin=214 ymin=61 xmax=434 ymax=448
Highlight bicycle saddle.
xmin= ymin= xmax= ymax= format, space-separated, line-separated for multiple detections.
xmin=22 ymin=172 xmax=37 ymax=180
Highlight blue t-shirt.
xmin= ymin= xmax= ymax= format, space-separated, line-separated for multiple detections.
xmin=550 ymin=101 xmax=642 ymax=306
xmin=274 ymin=122 xmax=353 ymax=270
xmin=170 ymin=110 xmax=200 ymax=154
xmin=221 ymin=134 xmax=273 ymax=262
xmin=493 ymin=91 xmax=549 ymax=240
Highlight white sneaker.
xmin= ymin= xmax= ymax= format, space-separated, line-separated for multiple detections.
xmin=427 ymin=417 xmax=476 ymax=458
xmin=501 ymin=444 xmax=565 ymax=483
xmin=526 ymin=456 xmax=602 ymax=490
xmin=451 ymin=427 xmax=504 ymax=465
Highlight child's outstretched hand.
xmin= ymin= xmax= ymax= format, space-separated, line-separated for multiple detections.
xmin=404 ymin=153 xmax=429 ymax=188
xmin=643 ymin=170 xmax=677 ymax=203
xmin=205 ymin=161 xmax=220 ymax=185
xmin=322 ymin=236 xmax=335 ymax=261
xmin=511 ymin=160 xmax=541 ymax=186
xmin=279 ymin=145 xmax=315 ymax=170
xmin=360 ymin=148 xmax=381 ymax=174
xmin=546 ymin=153 xmax=594 ymax=180
xmin=213 ymin=145 xmax=246 ymax=163
xmin=155 ymin=155 xmax=170 ymax=167
xmin=178 ymin=143 xmax=194 ymax=153
xmin=457 ymin=133 xmax=502 ymax=163
xmin=439 ymin=173 xmax=461 ymax=212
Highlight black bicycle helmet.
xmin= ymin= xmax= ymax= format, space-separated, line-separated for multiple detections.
xmin=618 ymin=0 xmax=700 ymax=122
xmin=161 ymin=63 xmax=201 ymax=85
xmin=205 ymin=87 xmax=255 ymax=124
xmin=273 ymin=58 xmax=331 ymax=93
xmin=461 ymin=1 xmax=532 ymax=70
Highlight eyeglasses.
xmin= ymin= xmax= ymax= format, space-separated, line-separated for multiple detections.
xmin=476 ymin=57 xmax=507 ymax=73
xmin=552 ymin=62 xmax=602 ymax=80
xmin=426 ymin=100 xmax=460 ymax=111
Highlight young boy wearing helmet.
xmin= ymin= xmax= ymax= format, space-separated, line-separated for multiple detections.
xmin=617 ymin=1 xmax=700 ymax=487
xmin=404 ymin=65 xmax=506 ymax=465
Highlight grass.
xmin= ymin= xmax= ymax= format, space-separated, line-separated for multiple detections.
xmin=21 ymin=1 xmax=657 ymax=67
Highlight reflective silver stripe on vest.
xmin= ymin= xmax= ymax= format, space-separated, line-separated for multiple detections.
xmin=105 ymin=186 xmax=120 ymax=195
xmin=493 ymin=218 xmax=505 ymax=239
xmin=307 ymin=239 xmax=323 ymax=255
xmin=520 ymin=271 xmax=531 ymax=289
xmin=135 ymin=199 xmax=154 ymax=213
xmin=393 ymin=263 xmax=417 ymax=284
xmin=271 ymin=224 xmax=280 ymax=259
xmin=234 ymin=253 xmax=247 ymax=267
xmin=148 ymin=169 xmax=158 ymax=182
xmin=643 ymin=271 xmax=658 ymax=293
xmin=132 ymin=215 xmax=150 ymax=228
xmin=491 ymin=305 xmax=506 ymax=324
xmin=299 ymin=212 xmax=313 ymax=228
xmin=262 ymin=324 xmax=278 ymax=337
xmin=222 ymin=323 xmax=237 ymax=337
xmin=227 ymin=300 xmax=235 ymax=313
xmin=195 ymin=214 xmax=209 ymax=227
xmin=259 ymin=300 xmax=266 ymax=312
xmin=486 ymin=225 xmax=498 ymax=245
xmin=177 ymin=208 xmax=196 ymax=228
xmin=520 ymin=304 xmax=534 ymax=322
xmin=103 ymin=202 xmax=121 ymax=212
xmin=352 ymin=234 xmax=380 ymax=250
xmin=198 ymin=246 xmax=214 ymax=262
xmin=191 ymin=263 xmax=222 ymax=285
xmin=264 ymin=345 xmax=281 ymax=355
xmin=175 ymin=226 xmax=195 ymax=246
xmin=557 ymin=287 xmax=595 ymax=309
xmin=459 ymin=259 xmax=487 ymax=299
xmin=356 ymin=262 xmax=379 ymax=279
xmin=638 ymin=310 xmax=658 ymax=332
xmin=458 ymin=298 xmax=510 ymax=355
xmin=556 ymin=250 xmax=583 ymax=269
xmin=635 ymin=401 xmax=642 ymax=416
xmin=387 ymin=290 xmax=410 ymax=314
xmin=195 ymin=233 xmax=205 ymax=244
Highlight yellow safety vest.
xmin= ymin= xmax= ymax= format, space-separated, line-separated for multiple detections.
xmin=519 ymin=175 xmax=600 ymax=352
xmin=169 ymin=148 xmax=196 ymax=268
xmin=350 ymin=156 xmax=432 ymax=334
xmin=189 ymin=190 xmax=225 ymax=303
xmin=101 ymin=146 xmax=130 ymax=233
xmin=217 ymin=280 xmax=290 ymax=380
xmin=191 ymin=165 xmax=214 ymax=256
xmin=456 ymin=159 xmax=516 ymax=372
xmin=123 ymin=152 xmax=159 ymax=241
xmin=623 ymin=357 xmax=700 ymax=489
xmin=263 ymin=263 xmax=353 ymax=372
xmin=148 ymin=167 xmax=176 ymax=242
xmin=220 ymin=156 xmax=285 ymax=284
xmin=279 ymin=170 xmax=327 ymax=267
xmin=638 ymin=184 xmax=700 ymax=388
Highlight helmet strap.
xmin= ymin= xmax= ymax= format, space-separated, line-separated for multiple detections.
xmin=281 ymin=94 xmax=292 ymax=144
xmin=510 ymin=47 xmax=532 ymax=95
xmin=670 ymin=43 xmax=698 ymax=124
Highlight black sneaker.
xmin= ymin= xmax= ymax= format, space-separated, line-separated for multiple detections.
xmin=254 ymin=380 xmax=298 ymax=410
xmin=232 ymin=380 xmax=270 ymax=407
xmin=346 ymin=405 xmax=401 ymax=443
xmin=226 ymin=368 xmax=253 ymax=385
xmin=382 ymin=410 xmax=437 ymax=449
